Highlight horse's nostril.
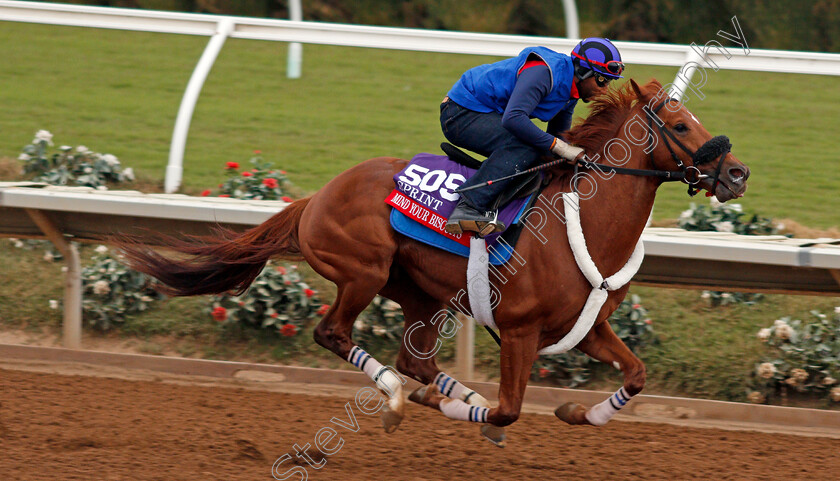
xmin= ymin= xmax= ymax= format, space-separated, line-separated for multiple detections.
xmin=729 ymin=167 xmax=747 ymax=183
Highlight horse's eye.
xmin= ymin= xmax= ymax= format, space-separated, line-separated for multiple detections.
xmin=674 ymin=123 xmax=688 ymax=133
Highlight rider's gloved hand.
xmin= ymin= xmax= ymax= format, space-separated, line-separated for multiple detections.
xmin=550 ymin=138 xmax=585 ymax=163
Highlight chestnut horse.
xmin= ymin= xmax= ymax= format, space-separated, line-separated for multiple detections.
xmin=118 ymin=79 xmax=749 ymax=446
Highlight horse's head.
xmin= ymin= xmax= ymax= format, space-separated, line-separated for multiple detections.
xmin=629 ymin=79 xmax=750 ymax=202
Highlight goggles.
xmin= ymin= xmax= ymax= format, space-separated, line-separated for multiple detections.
xmin=571 ymin=51 xmax=625 ymax=77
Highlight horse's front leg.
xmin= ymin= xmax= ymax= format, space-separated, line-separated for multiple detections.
xmin=411 ymin=326 xmax=540 ymax=440
xmin=555 ymin=318 xmax=646 ymax=426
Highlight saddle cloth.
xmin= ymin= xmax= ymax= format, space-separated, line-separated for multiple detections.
xmin=385 ymin=153 xmax=534 ymax=265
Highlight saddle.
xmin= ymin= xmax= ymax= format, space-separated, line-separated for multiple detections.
xmin=439 ymin=143 xmax=545 ymax=210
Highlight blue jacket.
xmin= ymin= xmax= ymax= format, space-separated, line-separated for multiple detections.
xmin=447 ymin=46 xmax=577 ymax=122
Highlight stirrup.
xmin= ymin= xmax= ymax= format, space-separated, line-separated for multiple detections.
xmin=445 ymin=210 xmax=505 ymax=237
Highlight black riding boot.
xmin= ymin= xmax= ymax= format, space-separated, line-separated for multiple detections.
xmin=445 ymin=198 xmax=506 ymax=237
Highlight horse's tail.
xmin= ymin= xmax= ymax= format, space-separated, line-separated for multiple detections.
xmin=117 ymin=197 xmax=310 ymax=297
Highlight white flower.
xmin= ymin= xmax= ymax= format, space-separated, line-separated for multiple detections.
xmin=13 ymin=240 xmax=24 ymax=248
xmin=721 ymin=292 xmax=732 ymax=299
xmin=757 ymin=328 xmax=771 ymax=341
xmin=93 ymin=280 xmax=111 ymax=295
xmin=831 ymin=387 xmax=840 ymax=403
xmin=834 ymin=306 xmax=840 ymax=315
xmin=373 ymin=326 xmax=388 ymax=336
xmin=679 ymin=209 xmax=693 ymax=221
xmin=95 ymin=245 xmax=109 ymax=255
xmin=822 ymin=376 xmax=836 ymax=386
xmin=76 ymin=145 xmax=89 ymax=153
xmin=757 ymin=363 xmax=776 ymax=379
xmin=775 ymin=323 xmax=793 ymax=340
xmin=354 ymin=320 xmax=367 ymax=331
xmin=140 ymin=296 xmax=153 ymax=302
xmin=791 ymin=368 xmax=809 ymax=383
xmin=775 ymin=223 xmax=785 ymax=231
xmin=701 ymin=291 xmax=711 ymax=299
xmin=33 ymin=130 xmax=53 ymax=145
xmin=43 ymin=252 xmax=54 ymax=262
xmin=59 ymin=145 xmax=72 ymax=151
xmin=709 ymin=196 xmax=722 ymax=208
xmin=102 ymin=154 xmax=119 ymax=166
xmin=122 ymin=167 xmax=135 ymax=181
xmin=714 ymin=221 xmax=734 ymax=233
xmin=48 ymin=299 xmax=59 ymax=310
xmin=18 ymin=153 xmax=31 ymax=161
xmin=730 ymin=203 xmax=743 ymax=213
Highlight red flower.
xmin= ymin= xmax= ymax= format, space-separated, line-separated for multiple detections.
xmin=242 ymin=171 xmax=253 ymax=177
xmin=284 ymin=280 xmax=292 ymax=285
xmin=226 ymin=162 xmax=239 ymax=170
xmin=263 ymin=178 xmax=278 ymax=189
xmin=644 ymin=319 xmax=653 ymax=325
xmin=200 ymin=189 xmax=211 ymax=197
xmin=280 ymin=324 xmax=297 ymax=337
xmin=276 ymin=266 xmax=287 ymax=275
xmin=304 ymin=288 xmax=315 ymax=298
xmin=316 ymin=304 xmax=330 ymax=316
xmin=253 ymin=150 xmax=262 ymax=154
xmin=270 ymin=312 xmax=279 ymax=318
xmin=211 ymin=306 xmax=227 ymax=322
xmin=539 ymin=368 xmax=550 ymax=378
xmin=281 ymin=196 xmax=293 ymax=202
xmin=218 ymin=194 xmax=230 ymax=198
xmin=632 ymin=304 xmax=641 ymax=309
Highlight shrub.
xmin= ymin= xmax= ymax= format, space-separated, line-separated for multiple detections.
xmin=208 ymin=262 xmax=328 ymax=339
xmin=19 ymin=130 xmax=134 ymax=188
xmin=532 ymin=294 xmax=657 ymax=387
xmin=76 ymin=245 xmax=165 ymax=330
xmin=353 ymin=296 xmax=405 ymax=350
xmin=747 ymin=309 xmax=840 ymax=404
xmin=204 ymin=154 xmax=293 ymax=200
xmin=678 ymin=198 xmax=778 ymax=236
xmin=679 ymin=198 xmax=779 ymax=306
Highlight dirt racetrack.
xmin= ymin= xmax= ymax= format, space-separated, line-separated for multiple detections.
xmin=1 ymin=365 xmax=840 ymax=481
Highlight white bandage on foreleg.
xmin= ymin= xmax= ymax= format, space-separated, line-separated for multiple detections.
xmin=348 ymin=346 xmax=403 ymax=397
xmin=440 ymin=398 xmax=489 ymax=423
xmin=434 ymin=372 xmax=471 ymax=400
xmin=585 ymin=387 xmax=633 ymax=426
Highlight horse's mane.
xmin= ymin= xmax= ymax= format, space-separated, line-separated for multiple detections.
xmin=565 ymin=79 xmax=662 ymax=156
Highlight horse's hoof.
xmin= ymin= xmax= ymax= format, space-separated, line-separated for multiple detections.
xmin=480 ymin=424 xmax=506 ymax=448
xmin=380 ymin=403 xmax=403 ymax=433
xmin=380 ymin=388 xmax=405 ymax=433
xmin=555 ymin=402 xmax=589 ymax=425
xmin=408 ymin=386 xmax=427 ymax=405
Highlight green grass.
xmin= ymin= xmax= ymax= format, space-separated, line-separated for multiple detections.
xmin=1 ymin=21 xmax=839 ymax=226
xmin=1 ymin=21 xmax=839 ymax=402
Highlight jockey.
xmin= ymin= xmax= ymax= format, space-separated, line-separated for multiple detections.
xmin=442 ymin=37 xmax=625 ymax=236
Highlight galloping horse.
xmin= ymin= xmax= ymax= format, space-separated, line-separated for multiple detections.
xmin=118 ymin=79 xmax=749 ymax=445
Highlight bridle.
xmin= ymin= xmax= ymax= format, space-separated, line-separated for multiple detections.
xmin=574 ymin=97 xmax=733 ymax=197
xmin=454 ymin=97 xmax=733 ymax=198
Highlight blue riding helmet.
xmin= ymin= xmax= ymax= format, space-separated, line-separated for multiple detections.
xmin=571 ymin=37 xmax=625 ymax=80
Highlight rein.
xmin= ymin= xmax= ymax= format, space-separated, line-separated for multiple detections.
xmin=455 ymin=97 xmax=732 ymax=196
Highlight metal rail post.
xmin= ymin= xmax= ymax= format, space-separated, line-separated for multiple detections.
xmin=165 ymin=18 xmax=234 ymax=193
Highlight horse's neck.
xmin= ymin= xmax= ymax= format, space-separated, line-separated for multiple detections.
xmin=549 ymin=137 xmax=659 ymax=276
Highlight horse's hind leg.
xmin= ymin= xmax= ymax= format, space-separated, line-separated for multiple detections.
xmin=554 ymin=318 xmax=646 ymax=426
xmin=388 ymin=289 xmax=507 ymax=446
xmin=411 ymin=325 xmax=540 ymax=438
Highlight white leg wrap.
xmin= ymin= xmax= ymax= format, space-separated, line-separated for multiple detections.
xmin=440 ymin=398 xmax=489 ymax=423
xmin=348 ymin=346 xmax=403 ymax=397
xmin=434 ymin=372 xmax=489 ymax=406
xmin=585 ymin=387 xmax=633 ymax=426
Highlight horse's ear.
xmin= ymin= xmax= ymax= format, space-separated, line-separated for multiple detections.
xmin=628 ymin=79 xmax=645 ymax=101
